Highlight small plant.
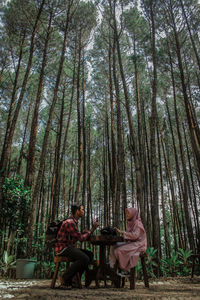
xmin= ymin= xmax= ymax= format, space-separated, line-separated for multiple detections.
xmin=136 ymin=260 xmax=143 ymax=279
xmin=178 ymin=248 xmax=193 ymax=275
xmin=0 ymin=251 xmax=16 ymax=277
xmin=145 ymin=247 xmax=158 ymax=277
xmin=161 ymin=251 xmax=181 ymax=276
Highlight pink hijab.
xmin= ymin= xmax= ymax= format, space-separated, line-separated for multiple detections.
xmin=126 ymin=207 xmax=145 ymax=234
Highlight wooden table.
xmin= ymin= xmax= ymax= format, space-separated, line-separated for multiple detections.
xmin=90 ymin=235 xmax=124 ymax=287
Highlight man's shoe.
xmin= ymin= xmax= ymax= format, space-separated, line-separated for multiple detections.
xmin=58 ymin=276 xmax=72 ymax=289
xmin=58 ymin=284 xmax=72 ymax=290
xmin=59 ymin=276 xmax=65 ymax=285
xmin=72 ymin=273 xmax=82 ymax=288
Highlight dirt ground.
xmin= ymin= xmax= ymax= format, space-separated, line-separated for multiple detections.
xmin=0 ymin=276 xmax=200 ymax=300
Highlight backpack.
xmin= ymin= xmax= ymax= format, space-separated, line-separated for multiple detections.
xmin=45 ymin=219 xmax=66 ymax=247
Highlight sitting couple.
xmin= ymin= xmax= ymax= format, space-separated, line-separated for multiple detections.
xmin=55 ymin=203 xmax=146 ymax=288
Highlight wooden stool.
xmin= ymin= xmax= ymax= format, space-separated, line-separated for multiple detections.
xmin=50 ymin=256 xmax=81 ymax=289
xmin=191 ymin=254 xmax=200 ymax=278
xmin=121 ymin=252 xmax=149 ymax=290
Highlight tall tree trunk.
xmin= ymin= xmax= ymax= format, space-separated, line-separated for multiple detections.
xmin=148 ymin=0 xmax=161 ymax=264
xmin=39 ymin=180 xmax=47 ymax=241
xmin=25 ymin=9 xmax=53 ymax=188
xmin=0 ymin=32 xmax=25 ymax=169
xmin=16 ymin=103 xmax=31 ymax=175
xmin=103 ymin=128 xmax=108 ymax=227
xmin=132 ymin=36 xmax=148 ymax=226
xmin=179 ymin=0 xmax=200 ymax=72
xmin=109 ymin=0 xmax=145 ymax=224
xmin=86 ymin=120 xmax=92 ymax=230
xmin=183 ymin=123 xmax=200 ymax=251
xmin=157 ymin=127 xmax=171 ymax=258
xmin=160 ymin=128 xmax=184 ymax=250
xmin=108 ymin=32 xmax=117 ymax=226
xmin=166 ymin=39 xmax=195 ymax=249
xmin=27 ymin=1 xmax=73 ymax=254
xmin=168 ymin=0 xmax=200 ymax=174
xmin=0 ymin=0 xmax=45 ymax=179
xmin=51 ymin=86 xmax=66 ymax=221
xmin=81 ymin=56 xmax=86 ymax=231
xmin=74 ymin=32 xmax=83 ymax=203
xmin=112 ymin=34 xmax=123 ymax=227
xmin=52 ymin=47 xmax=77 ymax=219
xmin=0 ymin=32 xmax=26 ymax=206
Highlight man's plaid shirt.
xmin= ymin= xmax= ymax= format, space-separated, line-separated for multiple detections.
xmin=54 ymin=216 xmax=91 ymax=255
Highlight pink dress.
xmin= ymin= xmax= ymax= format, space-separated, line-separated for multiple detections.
xmin=110 ymin=208 xmax=147 ymax=271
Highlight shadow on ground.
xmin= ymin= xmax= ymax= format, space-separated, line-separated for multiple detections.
xmin=0 ymin=276 xmax=200 ymax=299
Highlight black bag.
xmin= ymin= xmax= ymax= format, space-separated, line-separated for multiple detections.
xmin=100 ymin=226 xmax=117 ymax=236
xmin=45 ymin=219 xmax=66 ymax=247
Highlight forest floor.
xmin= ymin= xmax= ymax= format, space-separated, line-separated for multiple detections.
xmin=0 ymin=276 xmax=200 ymax=300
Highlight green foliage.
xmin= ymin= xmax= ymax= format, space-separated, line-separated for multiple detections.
xmin=2 ymin=0 xmax=39 ymax=36
xmin=136 ymin=247 xmax=194 ymax=278
xmin=160 ymin=248 xmax=193 ymax=277
xmin=35 ymin=260 xmax=55 ymax=279
xmin=178 ymin=248 xmax=192 ymax=263
xmin=135 ymin=259 xmax=143 ymax=278
xmin=145 ymin=247 xmax=158 ymax=277
xmin=178 ymin=248 xmax=193 ymax=275
xmin=136 ymin=247 xmax=158 ymax=278
xmin=0 ymin=251 xmax=16 ymax=277
xmin=2 ymin=176 xmax=31 ymax=229
xmin=161 ymin=251 xmax=180 ymax=276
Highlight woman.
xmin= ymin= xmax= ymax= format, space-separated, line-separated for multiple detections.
xmin=109 ymin=207 xmax=147 ymax=272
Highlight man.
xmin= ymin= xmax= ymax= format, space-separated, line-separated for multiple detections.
xmin=55 ymin=203 xmax=99 ymax=288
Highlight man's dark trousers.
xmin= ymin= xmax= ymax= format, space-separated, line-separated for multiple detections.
xmin=58 ymin=247 xmax=93 ymax=284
